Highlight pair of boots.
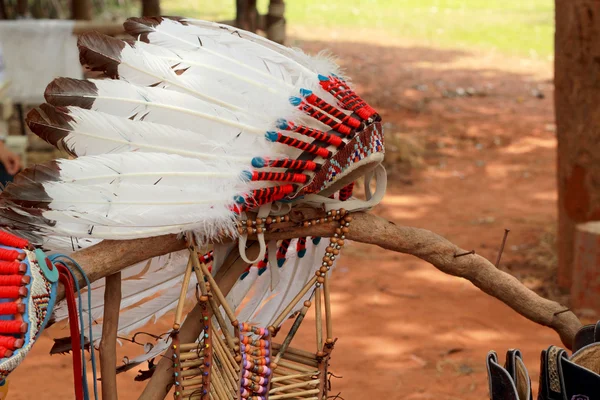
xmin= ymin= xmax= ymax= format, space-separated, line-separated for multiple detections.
xmin=487 ymin=321 xmax=600 ymax=400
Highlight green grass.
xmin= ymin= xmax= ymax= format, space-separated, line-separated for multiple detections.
xmin=157 ymin=0 xmax=554 ymax=58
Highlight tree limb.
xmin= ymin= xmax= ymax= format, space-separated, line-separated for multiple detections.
xmin=58 ymin=212 xmax=581 ymax=351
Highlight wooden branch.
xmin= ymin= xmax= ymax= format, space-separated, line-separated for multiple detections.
xmin=50 ymin=211 xmax=581 ymax=400
xmin=56 ymin=234 xmax=185 ymax=302
xmin=59 ymin=213 xmax=581 ymax=349
xmin=99 ymin=272 xmax=121 ymax=400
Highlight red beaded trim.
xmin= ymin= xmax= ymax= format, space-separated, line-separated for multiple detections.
xmin=256 ymin=158 xmax=319 ymax=171
xmin=339 ymin=182 xmax=355 ymax=201
xmin=304 ymin=92 xmax=363 ymax=129
xmin=282 ymin=121 xmax=344 ymax=147
xmin=296 ymin=100 xmax=353 ymax=136
xmin=271 ymin=132 xmax=331 ymax=159
xmin=251 ymin=171 xmax=308 ymax=184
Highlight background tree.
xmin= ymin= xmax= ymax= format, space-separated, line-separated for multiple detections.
xmin=555 ymin=0 xmax=600 ymax=291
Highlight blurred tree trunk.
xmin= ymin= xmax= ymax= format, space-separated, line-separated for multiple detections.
xmin=555 ymin=0 xmax=600 ymax=289
xmin=236 ymin=0 xmax=257 ymax=32
xmin=0 ymin=0 xmax=7 ymax=19
xmin=16 ymin=0 xmax=27 ymax=17
xmin=266 ymin=0 xmax=285 ymax=44
xmin=72 ymin=0 xmax=92 ymax=19
xmin=142 ymin=0 xmax=160 ymax=17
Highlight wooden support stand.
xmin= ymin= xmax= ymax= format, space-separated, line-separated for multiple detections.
xmin=571 ymin=221 xmax=600 ymax=315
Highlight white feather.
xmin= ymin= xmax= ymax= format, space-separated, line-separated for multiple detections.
xmin=54 ymin=252 xmax=189 ymax=322
xmin=229 ymin=238 xmax=332 ymax=329
xmin=58 ymin=79 xmax=273 ymax=148
xmin=90 ymin=277 xmax=196 ymax=342
xmin=181 ymin=18 xmax=344 ymax=79
xmin=55 ymin=107 xmax=275 ymax=162
xmin=5 ymin=153 xmax=249 ymax=240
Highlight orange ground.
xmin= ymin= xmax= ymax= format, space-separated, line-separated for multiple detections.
xmin=7 ymin=35 xmax=594 ymax=399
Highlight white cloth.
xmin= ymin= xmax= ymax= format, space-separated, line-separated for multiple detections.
xmin=0 ymin=20 xmax=83 ymax=104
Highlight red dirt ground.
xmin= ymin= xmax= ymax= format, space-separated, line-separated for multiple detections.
xmin=7 ymin=35 xmax=596 ymax=399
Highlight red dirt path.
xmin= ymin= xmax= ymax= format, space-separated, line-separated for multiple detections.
xmin=7 ymin=36 xmax=595 ymax=399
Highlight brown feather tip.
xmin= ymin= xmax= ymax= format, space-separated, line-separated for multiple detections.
xmin=78 ymin=32 xmax=125 ymax=79
xmin=123 ymin=16 xmax=187 ymax=41
xmin=44 ymin=78 xmax=98 ymax=110
xmin=26 ymin=104 xmax=74 ymax=149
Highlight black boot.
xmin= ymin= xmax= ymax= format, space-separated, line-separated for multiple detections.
xmin=538 ymin=321 xmax=600 ymax=400
xmin=487 ymin=349 xmax=533 ymax=400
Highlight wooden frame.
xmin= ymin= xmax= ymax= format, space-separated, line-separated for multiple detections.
xmin=56 ymin=208 xmax=582 ymax=399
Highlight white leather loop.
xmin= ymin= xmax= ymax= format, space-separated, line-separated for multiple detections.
xmin=238 ymin=204 xmax=271 ymax=264
xmin=299 ymin=164 xmax=387 ymax=212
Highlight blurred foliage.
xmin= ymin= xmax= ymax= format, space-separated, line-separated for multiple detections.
xmin=0 ymin=0 xmax=136 ymax=20
xmin=1 ymin=0 xmax=554 ymax=57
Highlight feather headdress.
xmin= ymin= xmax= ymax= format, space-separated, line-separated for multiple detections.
xmin=0 ymin=18 xmax=386 ymax=374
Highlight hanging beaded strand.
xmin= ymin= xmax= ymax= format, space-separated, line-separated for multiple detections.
xmin=239 ymin=323 xmax=272 ymax=399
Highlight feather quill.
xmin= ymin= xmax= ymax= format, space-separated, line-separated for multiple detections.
xmin=1 ymin=153 xmax=249 ymax=240
xmin=26 ymin=104 xmax=272 ymax=162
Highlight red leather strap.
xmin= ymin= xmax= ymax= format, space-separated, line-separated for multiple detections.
xmin=56 ymin=263 xmax=84 ymax=400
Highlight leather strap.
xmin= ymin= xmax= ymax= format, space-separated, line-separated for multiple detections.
xmin=56 ymin=263 xmax=84 ymax=400
xmin=299 ymin=164 xmax=387 ymax=213
xmin=238 ymin=204 xmax=272 ymax=264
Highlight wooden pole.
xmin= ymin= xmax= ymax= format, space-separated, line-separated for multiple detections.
xmin=555 ymin=0 xmax=600 ymax=289
xmin=173 ymin=257 xmax=194 ymax=330
xmin=59 ymin=213 xmax=582 ymax=352
xmin=99 ymin=272 xmax=122 ymax=400
xmin=314 ymin=287 xmax=323 ymax=353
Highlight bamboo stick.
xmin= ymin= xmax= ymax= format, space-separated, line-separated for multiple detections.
xmin=210 ymin=363 xmax=230 ymax=400
xmin=99 ymin=272 xmax=121 ymax=400
xmin=181 ymin=377 xmax=204 ymax=387
xmin=272 ymin=343 xmax=318 ymax=361
xmin=174 ymin=257 xmax=194 ymax=330
xmin=315 ymin=287 xmax=323 ymax=353
xmin=180 ymin=368 xmax=203 ymax=378
xmin=211 ymin=331 xmax=238 ymax=389
xmin=180 ymin=351 xmax=205 ymax=361
xmin=207 ymin=294 xmax=238 ymax=352
xmin=271 ymin=372 xmax=316 ymax=383
xmin=180 ymin=342 xmax=203 ymax=351
xmin=277 ymin=359 xmax=317 ymax=372
xmin=271 ymin=276 xmax=318 ymax=329
xmin=181 ymin=358 xmax=205 ymax=369
xmin=272 ymin=302 xmax=310 ymax=365
xmin=269 ymin=389 xmax=320 ymax=399
xmin=181 ymin=386 xmax=212 ymax=398
xmin=271 ymin=375 xmax=310 ymax=388
xmin=270 ymin=379 xmax=320 ymax=393
xmin=212 ymin=360 xmax=235 ymax=397
xmin=199 ymin=261 xmax=238 ymax=324
xmin=190 ymin=245 xmax=209 ymax=297
xmin=323 ymin=275 xmax=333 ymax=342
xmin=273 ymin=351 xmax=319 ymax=367
xmin=212 ymin=325 xmax=239 ymax=372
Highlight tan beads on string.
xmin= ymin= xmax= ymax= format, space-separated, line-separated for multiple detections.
xmin=236 ymin=215 xmax=290 ymax=235
xmin=315 ymin=210 xmax=352 ymax=289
